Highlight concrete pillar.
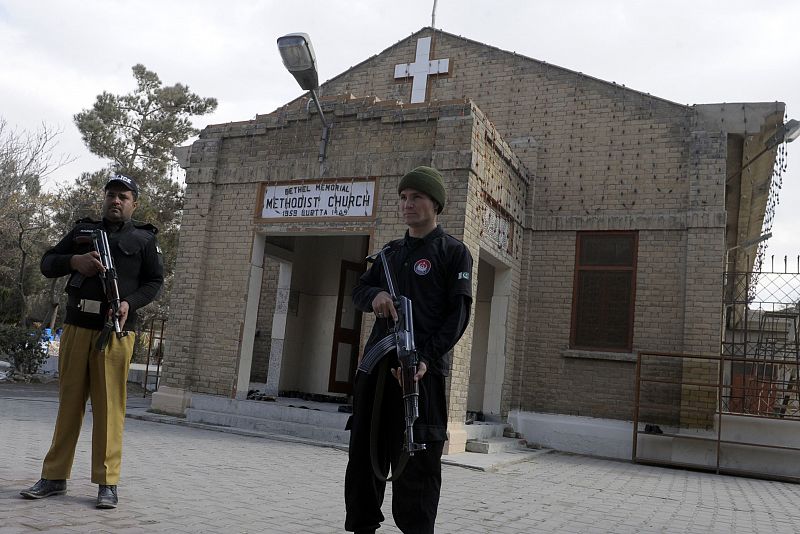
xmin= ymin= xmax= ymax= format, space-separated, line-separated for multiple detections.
xmin=483 ymin=267 xmax=511 ymax=417
xmin=234 ymin=234 xmax=266 ymax=399
xmin=264 ymin=261 xmax=292 ymax=396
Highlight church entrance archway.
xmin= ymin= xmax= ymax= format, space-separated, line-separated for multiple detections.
xmin=467 ymin=253 xmax=512 ymax=421
xmin=240 ymin=233 xmax=369 ymax=399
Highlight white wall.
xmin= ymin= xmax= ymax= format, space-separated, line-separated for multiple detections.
xmin=279 ymin=235 xmax=367 ymax=395
xmin=468 ymin=259 xmax=493 ymax=412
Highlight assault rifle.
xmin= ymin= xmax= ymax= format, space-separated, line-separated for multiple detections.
xmin=359 ymin=246 xmax=426 ymax=457
xmin=92 ymin=229 xmax=127 ymax=350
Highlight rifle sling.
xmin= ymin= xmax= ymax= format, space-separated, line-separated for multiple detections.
xmin=369 ymin=357 xmax=410 ymax=482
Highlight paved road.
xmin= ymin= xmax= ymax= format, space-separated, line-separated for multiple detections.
xmin=2 ymin=383 xmax=800 ymax=533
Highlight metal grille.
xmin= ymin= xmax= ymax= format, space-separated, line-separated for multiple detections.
xmin=723 ymin=260 xmax=800 ymax=419
xmin=631 ymin=256 xmax=800 ymax=482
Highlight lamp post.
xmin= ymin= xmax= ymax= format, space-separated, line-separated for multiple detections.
xmin=277 ymin=33 xmax=331 ymax=164
xmin=724 ymin=118 xmax=799 ymax=268
xmin=725 ymin=231 xmax=773 ymax=267
xmin=726 ymin=119 xmax=800 ymax=184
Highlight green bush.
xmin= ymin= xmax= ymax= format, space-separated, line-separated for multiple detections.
xmin=0 ymin=324 xmax=49 ymax=374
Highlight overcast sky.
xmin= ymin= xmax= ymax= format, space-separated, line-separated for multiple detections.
xmin=1 ymin=0 xmax=798 ymax=263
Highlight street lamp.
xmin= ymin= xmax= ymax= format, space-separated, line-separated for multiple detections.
xmin=769 ymin=118 xmax=800 ymax=145
xmin=726 ymin=119 xmax=800 ymax=184
xmin=277 ymin=33 xmax=319 ymax=91
xmin=277 ymin=33 xmax=330 ymax=164
xmin=726 ymin=231 xmax=772 ymax=258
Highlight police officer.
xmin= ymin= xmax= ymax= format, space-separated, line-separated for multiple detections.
xmin=21 ymin=174 xmax=163 ymax=509
xmin=345 ymin=166 xmax=473 ymax=534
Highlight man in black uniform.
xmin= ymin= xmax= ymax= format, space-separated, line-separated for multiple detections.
xmin=20 ymin=175 xmax=163 ymax=509
xmin=345 ymin=166 xmax=473 ymax=534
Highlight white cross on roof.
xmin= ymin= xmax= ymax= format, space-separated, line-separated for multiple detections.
xmin=394 ymin=36 xmax=450 ymax=104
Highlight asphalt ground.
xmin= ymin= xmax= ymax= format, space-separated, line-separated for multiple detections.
xmin=2 ymin=382 xmax=800 ymax=533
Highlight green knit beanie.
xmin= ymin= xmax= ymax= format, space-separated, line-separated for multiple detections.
xmin=397 ymin=166 xmax=446 ymax=213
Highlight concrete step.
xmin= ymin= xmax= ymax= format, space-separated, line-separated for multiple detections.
xmin=464 ymin=421 xmax=512 ymax=440
xmin=190 ymin=393 xmax=351 ymax=427
xmin=186 ymin=408 xmax=351 ymax=445
xmin=186 ymin=393 xmax=352 ymax=446
xmin=465 ymin=436 xmax=528 ymax=454
xmin=186 ymin=394 xmax=528 ymax=453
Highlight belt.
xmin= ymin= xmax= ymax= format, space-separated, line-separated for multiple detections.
xmin=67 ymin=295 xmax=103 ymax=314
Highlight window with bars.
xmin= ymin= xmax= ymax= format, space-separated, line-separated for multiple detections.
xmin=570 ymin=232 xmax=638 ymax=351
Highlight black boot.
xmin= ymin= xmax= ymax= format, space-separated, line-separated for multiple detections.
xmin=96 ymin=484 xmax=118 ymax=509
xmin=20 ymin=478 xmax=67 ymax=499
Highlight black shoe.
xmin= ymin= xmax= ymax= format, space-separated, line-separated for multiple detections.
xmin=96 ymin=484 xmax=118 ymax=509
xmin=20 ymin=478 xmax=67 ymax=499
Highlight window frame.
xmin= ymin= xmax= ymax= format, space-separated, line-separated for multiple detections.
xmin=569 ymin=231 xmax=638 ymax=352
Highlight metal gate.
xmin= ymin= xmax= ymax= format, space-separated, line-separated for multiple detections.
xmin=633 ymin=256 xmax=800 ymax=481
xmin=724 ymin=258 xmax=800 ymax=418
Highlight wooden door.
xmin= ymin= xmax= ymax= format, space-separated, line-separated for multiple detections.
xmin=328 ymin=260 xmax=365 ymax=394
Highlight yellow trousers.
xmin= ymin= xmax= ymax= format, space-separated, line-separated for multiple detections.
xmin=41 ymin=324 xmax=135 ymax=485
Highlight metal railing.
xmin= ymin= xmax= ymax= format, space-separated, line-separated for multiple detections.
xmin=142 ymin=318 xmax=166 ymax=397
xmin=633 ymin=350 xmax=800 ymax=482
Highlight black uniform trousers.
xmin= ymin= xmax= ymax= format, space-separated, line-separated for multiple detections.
xmin=345 ymin=363 xmax=444 ymax=534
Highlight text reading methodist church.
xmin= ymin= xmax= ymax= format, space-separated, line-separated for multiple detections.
xmin=263 ymin=182 xmax=375 ymax=218
xmin=152 ymin=28 xmax=788 ymax=466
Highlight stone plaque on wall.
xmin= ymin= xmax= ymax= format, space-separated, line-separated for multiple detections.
xmin=480 ymin=202 xmax=513 ymax=253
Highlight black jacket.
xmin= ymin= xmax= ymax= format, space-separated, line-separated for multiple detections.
xmin=41 ymin=217 xmax=164 ymax=331
xmin=353 ymin=225 xmax=473 ymax=376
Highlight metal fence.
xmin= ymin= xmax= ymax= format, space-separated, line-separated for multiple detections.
xmin=723 ymin=259 xmax=800 ymax=418
xmin=632 ymin=257 xmax=800 ymax=481
xmin=142 ymin=318 xmax=166 ymax=397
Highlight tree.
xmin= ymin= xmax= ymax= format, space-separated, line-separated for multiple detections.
xmin=0 ymin=323 xmax=48 ymax=374
xmin=74 ymin=65 xmax=217 ymax=262
xmin=0 ymin=119 xmax=70 ymax=212
xmin=0 ymin=119 xmax=71 ymax=325
xmin=73 ymin=64 xmax=217 ymax=343
xmin=74 ymin=64 xmax=217 ymax=186
xmin=51 ymin=171 xmax=107 ymax=232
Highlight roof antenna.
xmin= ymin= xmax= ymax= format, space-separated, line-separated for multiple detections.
xmin=431 ymin=0 xmax=438 ymax=29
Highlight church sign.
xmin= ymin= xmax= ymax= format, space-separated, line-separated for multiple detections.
xmin=259 ymin=179 xmax=376 ymax=219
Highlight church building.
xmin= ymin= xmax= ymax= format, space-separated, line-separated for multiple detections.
xmin=151 ymin=27 xmax=787 ymax=460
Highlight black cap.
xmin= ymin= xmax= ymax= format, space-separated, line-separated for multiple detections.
xmin=105 ymin=174 xmax=139 ymax=199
